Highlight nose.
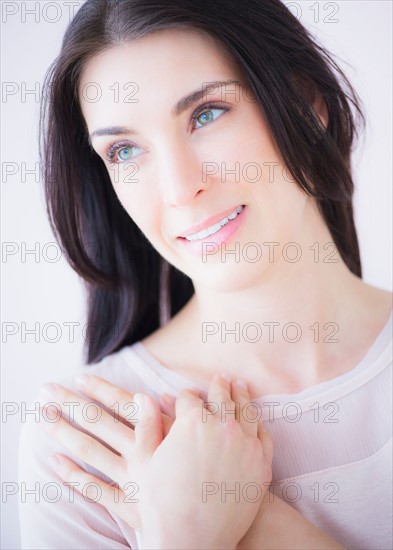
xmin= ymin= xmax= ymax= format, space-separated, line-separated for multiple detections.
xmin=157 ymin=137 xmax=212 ymax=207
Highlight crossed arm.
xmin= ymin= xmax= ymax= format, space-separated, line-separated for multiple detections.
xmin=36 ymin=373 xmax=345 ymax=549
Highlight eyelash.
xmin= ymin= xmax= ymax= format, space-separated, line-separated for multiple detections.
xmin=191 ymin=101 xmax=230 ymax=126
xmin=104 ymin=101 xmax=230 ymax=164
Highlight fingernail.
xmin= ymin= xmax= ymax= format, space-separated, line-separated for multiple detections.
xmin=75 ymin=375 xmax=89 ymax=387
xmin=48 ymin=454 xmax=61 ymax=469
xmin=220 ymin=372 xmax=232 ymax=383
xmin=236 ymin=378 xmax=248 ymax=390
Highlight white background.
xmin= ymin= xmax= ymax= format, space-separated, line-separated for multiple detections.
xmin=1 ymin=1 xmax=392 ymax=548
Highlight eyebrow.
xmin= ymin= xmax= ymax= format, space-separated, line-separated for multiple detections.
xmin=89 ymin=79 xmax=242 ymax=143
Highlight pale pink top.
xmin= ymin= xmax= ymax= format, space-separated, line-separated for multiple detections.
xmin=18 ymin=310 xmax=393 ymax=549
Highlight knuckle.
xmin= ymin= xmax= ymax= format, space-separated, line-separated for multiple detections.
xmin=220 ymin=414 xmax=240 ymax=434
xmin=184 ymin=406 xmax=203 ymax=425
xmin=214 ymin=390 xmax=230 ymax=405
xmin=75 ymin=437 xmax=92 ymax=461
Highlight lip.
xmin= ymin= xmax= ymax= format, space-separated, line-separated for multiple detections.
xmin=177 ymin=204 xmax=245 ymax=238
xmin=178 ymin=204 xmax=247 ymax=256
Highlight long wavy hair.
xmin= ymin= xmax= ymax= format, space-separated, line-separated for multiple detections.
xmin=39 ymin=0 xmax=365 ymax=363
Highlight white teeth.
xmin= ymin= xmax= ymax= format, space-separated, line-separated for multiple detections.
xmin=185 ymin=205 xmax=244 ymax=241
xmin=208 ymin=222 xmax=222 ymax=235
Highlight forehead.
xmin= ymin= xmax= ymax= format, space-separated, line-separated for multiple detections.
xmin=78 ymin=28 xmax=246 ymax=127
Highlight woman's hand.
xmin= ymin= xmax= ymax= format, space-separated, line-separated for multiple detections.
xmin=133 ymin=373 xmax=274 ymax=550
xmin=38 ymin=373 xmax=274 ymax=549
xmin=38 ymin=375 xmax=175 ymax=530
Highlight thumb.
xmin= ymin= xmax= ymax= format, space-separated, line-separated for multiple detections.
xmin=134 ymin=393 xmax=163 ymax=458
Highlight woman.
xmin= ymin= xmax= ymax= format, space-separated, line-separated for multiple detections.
xmin=18 ymin=0 xmax=392 ymax=548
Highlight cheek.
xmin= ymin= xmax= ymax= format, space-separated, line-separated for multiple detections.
xmin=107 ymin=165 xmax=168 ymax=251
xmin=256 ymin=179 xmax=309 ymax=247
xmin=209 ymin=115 xmax=281 ymax=189
xmin=109 ymin=166 xmax=148 ymax=214
xmin=114 ymin=185 xmax=162 ymax=243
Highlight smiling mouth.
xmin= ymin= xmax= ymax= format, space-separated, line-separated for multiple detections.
xmin=178 ymin=205 xmax=245 ymax=241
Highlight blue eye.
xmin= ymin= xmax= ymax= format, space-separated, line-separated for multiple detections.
xmin=105 ymin=103 xmax=229 ymax=164
xmin=118 ymin=147 xmax=133 ymax=161
xmin=192 ymin=104 xmax=229 ymax=129
xmin=105 ymin=142 xmax=142 ymax=164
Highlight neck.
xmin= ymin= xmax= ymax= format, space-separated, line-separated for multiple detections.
xmin=172 ymin=200 xmax=385 ymax=396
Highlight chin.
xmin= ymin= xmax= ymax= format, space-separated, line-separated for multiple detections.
xmin=193 ymin=258 xmax=275 ymax=292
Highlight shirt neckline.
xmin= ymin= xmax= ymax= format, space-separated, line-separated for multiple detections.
xmin=131 ymin=308 xmax=393 ymax=402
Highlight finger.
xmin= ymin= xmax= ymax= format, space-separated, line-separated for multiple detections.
xmin=230 ymin=378 xmax=257 ymax=437
xmin=49 ymin=453 xmax=141 ymax=531
xmin=175 ymin=388 xmax=203 ymax=418
xmin=159 ymin=393 xmax=176 ymax=419
xmin=159 ymin=394 xmax=176 ymax=437
xmin=75 ymin=375 xmax=175 ymax=440
xmin=134 ymin=394 xmax=163 ymax=458
xmin=206 ymin=373 xmax=236 ymax=420
xmin=39 ymin=405 xmax=125 ymax=481
xmin=161 ymin=412 xmax=175 ymax=438
xmin=73 ymin=374 xmax=141 ymax=427
xmin=37 ymin=382 xmax=134 ymax=457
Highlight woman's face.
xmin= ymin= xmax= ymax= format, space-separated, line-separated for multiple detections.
xmin=79 ymin=28 xmax=311 ymax=291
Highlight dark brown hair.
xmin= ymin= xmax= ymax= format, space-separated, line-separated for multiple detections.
xmin=39 ymin=0 xmax=365 ymax=363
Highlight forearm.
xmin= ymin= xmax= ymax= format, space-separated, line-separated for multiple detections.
xmin=237 ymin=491 xmax=345 ymax=550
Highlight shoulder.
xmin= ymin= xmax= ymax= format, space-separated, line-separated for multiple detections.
xmin=353 ymin=280 xmax=392 ymax=328
xmin=19 ymin=343 xmax=153 ymax=464
xmin=19 ymin=342 xmax=158 ymax=480
xmin=357 ymin=279 xmax=392 ymax=303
